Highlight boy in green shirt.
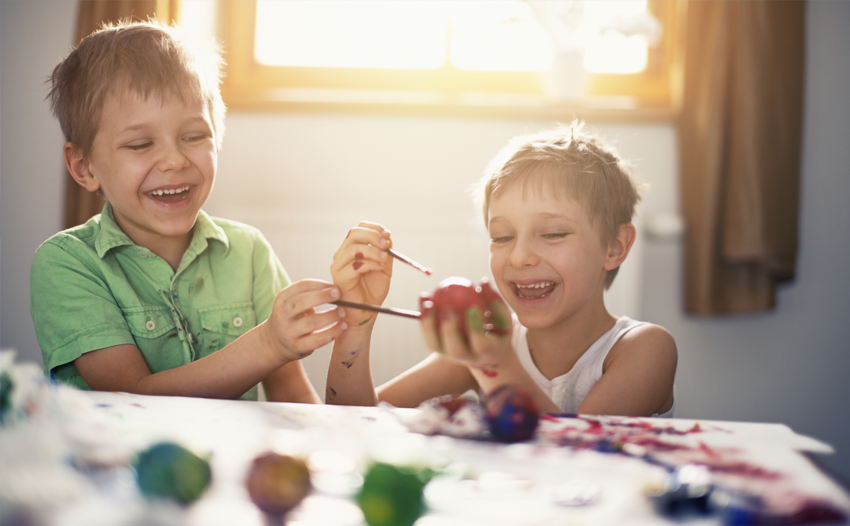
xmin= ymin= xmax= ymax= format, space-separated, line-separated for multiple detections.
xmin=30 ymin=21 xmax=350 ymax=402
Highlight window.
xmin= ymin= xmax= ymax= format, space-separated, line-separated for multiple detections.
xmin=221 ymin=0 xmax=682 ymax=117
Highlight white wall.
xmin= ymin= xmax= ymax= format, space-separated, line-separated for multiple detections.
xmin=2 ymin=0 xmax=848 ymax=481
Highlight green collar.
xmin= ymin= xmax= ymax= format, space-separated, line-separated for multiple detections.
xmin=94 ymin=202 xmax=229 ymax=260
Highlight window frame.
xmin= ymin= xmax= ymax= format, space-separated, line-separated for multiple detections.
xmin=220 ymin=0 xmax=684 ymax=120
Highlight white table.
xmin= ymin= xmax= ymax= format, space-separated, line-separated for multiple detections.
xmin=2 ymin=390 xmax=848 ymax=526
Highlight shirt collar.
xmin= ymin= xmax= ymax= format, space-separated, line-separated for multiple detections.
xmin=94 ymin=202 xmax=229 ymax=259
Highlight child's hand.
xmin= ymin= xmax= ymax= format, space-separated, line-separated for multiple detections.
xmin=330 ymin=222 xmax=393 ymax=327
xmin=263 ymin=279 xmax=348 ymax=362
xmin=419 ymin=298 xmax=514 ymax=378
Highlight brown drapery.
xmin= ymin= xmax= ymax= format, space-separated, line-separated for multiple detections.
xmin=63 ymin=0 xmax=180 ymax=229
xmin=679 ymin=1 xmax=805 ymax=315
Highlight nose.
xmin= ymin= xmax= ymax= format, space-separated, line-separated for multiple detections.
xmin=507 ymin=235 xmax=539 ymax=269
xmin=157 ymin=140 xmax=191 ymax=173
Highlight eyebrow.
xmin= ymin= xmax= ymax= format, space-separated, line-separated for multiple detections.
xmin=489 ymin=212 xmax=578 ymax=226
xmin=117 ymin=116 xmax=210 ymax=135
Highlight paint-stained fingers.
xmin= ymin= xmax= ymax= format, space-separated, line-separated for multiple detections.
xmin=333 ymin=223 xmax=392 ymax=260
xmin=331 ymin=243 xmax=390 ymax=276
xmin=438 ymin=309 xmax=474 ymax=363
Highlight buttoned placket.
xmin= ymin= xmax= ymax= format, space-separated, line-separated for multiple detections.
xmin=139 ymin=246 xmax=196 ymax=363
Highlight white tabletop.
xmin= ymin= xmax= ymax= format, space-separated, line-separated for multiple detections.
xmin=3 ymin=390 xmax=848 ymax=526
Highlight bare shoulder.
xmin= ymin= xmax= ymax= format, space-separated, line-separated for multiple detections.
xmin=604 ymin=322 xmax=677 ymax=371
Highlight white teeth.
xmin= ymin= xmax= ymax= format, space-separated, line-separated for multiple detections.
xmin=151 ymin=186 xmax=190 ymax=196
xmin=516 ymin=282 xmax=554 ymax=289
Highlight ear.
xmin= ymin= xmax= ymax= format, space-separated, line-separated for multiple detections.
xmin=64 ymin=143 xmax=100 ymax=193
xmin=603 ymin=222 xmax=636 ymax=272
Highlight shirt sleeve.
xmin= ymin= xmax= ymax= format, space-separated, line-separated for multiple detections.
xmin=251 ymin=231 xmax=291 ymax=324
xmin=30 ymin=240 xmax=135 ymax=381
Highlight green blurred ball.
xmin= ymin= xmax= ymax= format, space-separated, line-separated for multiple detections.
xmin=135 ymin=442 xmax=211 ymax=505
xmin=358 ymin=463 xmax=425 ymax=526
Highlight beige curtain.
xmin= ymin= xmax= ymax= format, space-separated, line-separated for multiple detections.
xmin=63 ymin=0 xmax=179 ymax=229
xmin=679 ymin=1 xmax=805 ymax=315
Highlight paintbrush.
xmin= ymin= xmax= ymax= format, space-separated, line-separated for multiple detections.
xmin=388 ymin=248 xmax=432 ymax=275
xmin=332 ymin=299 xmax=421 ymax=320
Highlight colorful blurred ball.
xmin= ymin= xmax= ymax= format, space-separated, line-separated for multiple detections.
xmin=246 ymin=452 xmax=312 ymax=517
xmin=135 ymin=442 xmax=211 ymax=504
xmin=485 ymin=385 xmax=540 ymax=442
xmin=358 ymin=463 xmax=425 ymax=526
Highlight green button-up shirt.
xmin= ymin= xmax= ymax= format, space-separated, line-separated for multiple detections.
xmin=30 ymin=202 xmax=290 ymax=400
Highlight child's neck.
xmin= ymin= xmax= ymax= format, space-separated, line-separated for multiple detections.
xmin=525 ymin=298 xmax=617 ymax=381
xmin=148 ymin=236 xmax=192 ymax=272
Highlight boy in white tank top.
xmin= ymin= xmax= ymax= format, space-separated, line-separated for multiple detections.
xmin=326 ymin=124 xmax=677 ymax=417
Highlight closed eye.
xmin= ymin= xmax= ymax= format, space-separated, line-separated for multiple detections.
xmin=125 ymin=142 xmax=152 ymax=151
xmin=542 ymin=233 xmax=568 ymax=239
xmin=184 ymin=134 xmax=211 ymax=143
xmin=490 ymin=236 xmax=514 ymax=243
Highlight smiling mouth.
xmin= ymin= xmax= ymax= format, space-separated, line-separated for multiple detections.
xmin=513 ymin=281 xmax=557 ymax=299
xmin=149 ymin=186 xmax=190 ymax=203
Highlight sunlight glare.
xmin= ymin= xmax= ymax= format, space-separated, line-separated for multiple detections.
xmin=449 ymin=1 xmax=552 ymax=72
xmin=582 ymin=0 xmax=650 ymax=74
xmin=255 ymin=1 xmax=448 ymax=69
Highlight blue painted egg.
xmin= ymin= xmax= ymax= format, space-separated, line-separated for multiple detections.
xmin=485 ymin=385 xmax=540 ymax=442
xmin=135 ymin=442 xmax=211 ymax=504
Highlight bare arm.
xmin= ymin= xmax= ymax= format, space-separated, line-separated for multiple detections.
xmin=75 ymin=280 xmax=346 ymax=400
xmin=263 ymin=361 xmax=321 ymax=404
xmin=577 ymin=324 xmax=677 ymax=416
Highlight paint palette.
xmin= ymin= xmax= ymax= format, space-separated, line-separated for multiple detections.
xmin=134 ymin=442 xmax=211 ymax=504
xmin=485 ymin=385 xmax=540 ymax=443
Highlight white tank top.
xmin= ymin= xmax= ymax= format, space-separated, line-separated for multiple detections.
xmin=512 ymin=315 xmax=674 ymax=417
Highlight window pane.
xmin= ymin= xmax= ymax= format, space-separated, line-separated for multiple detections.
xmin=255 ymin=1 xmax=448 ymax=69
xmin=581 ymin=0 xmax=653 ymax=74
xmin=448 ymin=2 xmax=552 ymax=72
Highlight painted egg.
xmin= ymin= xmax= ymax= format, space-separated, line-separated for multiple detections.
xmin=421 ymin=277 xmax=509 ymax=339
xmin=485 ymin=385 xmax=540 ymax=442
xmin=135 ymin=442 xmax=211 ymax=504
xmin=246 ymin=452 xmax=312 ymax=517
xmin=358 ymin=463 xmax=425 ymax=526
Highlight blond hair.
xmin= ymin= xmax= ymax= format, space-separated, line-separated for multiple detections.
xmin=476 ymin=123 xmax=643 ymax=288
xmin=47 ymin=19 xmax=226 ymax=159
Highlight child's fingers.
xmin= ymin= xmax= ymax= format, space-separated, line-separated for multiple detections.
xmin=292 ymin=321 xmax=349 ymax=355
xmin=290 ymin=306 xmax=347 ymax=338
xmin=438 ymin=309 xmax=474 ymax=362
xmin=419 ymin=308 xmax=443 ymax=353
xmin=330 ymin=243 xmax=390 ymax=277
xmin=333 ymin=223 xmax=391 ymax=260
xmin=277 ymin=280 xmax=341 ymax=318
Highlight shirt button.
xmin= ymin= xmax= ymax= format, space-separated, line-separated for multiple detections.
xmin=233 ymin=317 xmax=243 ymax=328
xmin=145 ymin=320 xmax=156 ymax=331
xmin=138 ymin=251 xmax=148 ymax=259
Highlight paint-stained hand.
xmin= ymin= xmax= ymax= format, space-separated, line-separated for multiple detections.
xmin=263 ymin=279 xmax=348 ymax=362
xmin=330 ymin=222 xmax=393 ymax=328
xmin=419 ymin=297 xmax=514 ymax=377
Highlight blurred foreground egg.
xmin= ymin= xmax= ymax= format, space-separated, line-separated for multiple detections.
xmin=246 ymin=452 xmax=311 ymax=517
xmin=358 ymin=463 xmax=425 ymax=526
xmin=485 ymin=385 xmax=540 ymax=442
xmin=135 ymin=442 xmax=211 ymax=504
